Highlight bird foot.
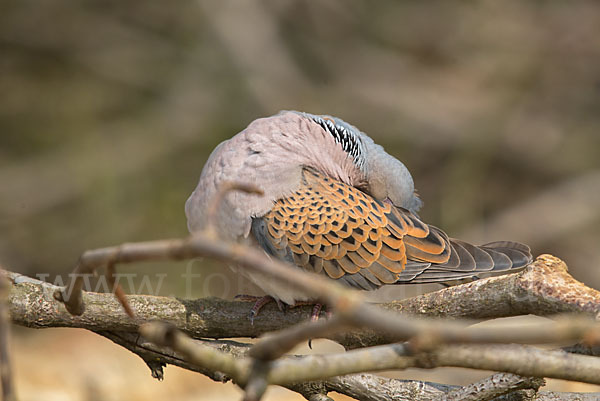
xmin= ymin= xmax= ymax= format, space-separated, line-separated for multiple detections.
xmin=287 ymin=301 xmax=330 ymax=322
xmin=297 ymin=303 xmax=332 ymax=349
xmin=234 ymin=294 xmax=286 ymax=325
xmin=234 ymin=295 xmax=331 ymax=326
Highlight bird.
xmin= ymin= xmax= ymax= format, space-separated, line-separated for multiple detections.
xmin=185 ymin=111 xmax=532 ymax=320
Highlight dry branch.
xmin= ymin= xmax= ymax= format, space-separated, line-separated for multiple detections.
xmin=249 ymin=314 xmax=348 ymax=361
xmin=96 ymin=330 xmax=243 ymax=382
xmin=443 ymin=373 xmax=544 ymax=401
xmin=290 ymin=374 xmax=600 ymax=401
xmin=96 ymin=330 xmax=453 ymax=401
xmin=9 ymin=255 xmax=600 ymax=349
xmin=289 ymin=374 xmax=454 ymax=401
xmin=139 ymin=321 xmax=600 ymax=390
xmin=7 ymin=270 xmax=600 ymax=400
xmin=5 ymin=251 xmax=600 ymax=400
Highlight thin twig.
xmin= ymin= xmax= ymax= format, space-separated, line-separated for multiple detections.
xmin=139 ymin=322 xmax=249 ymax=384
xmin=249 ymin=314 xmax=347 ymax=361
xmin=105 ymin=261 xmax=134 ymax=318
xmin=139 ymin=321 xmax=600 ymax=386
xmin=96 ymin=330 xmax=242 ymax=382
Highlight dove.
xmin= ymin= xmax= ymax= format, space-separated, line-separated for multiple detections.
xmin=185 ymin=111 xmax=532 ymax=318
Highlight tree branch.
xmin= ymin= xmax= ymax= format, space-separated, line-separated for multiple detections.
xmin=6 ymin=252 xmax=600 ymax=400
xmin=95 ymin=330 xmax=244 ymax=382
xmin=139 ymin=322 xmax=600 ymax=392
xmin=293 ymin=374 xmax=454 ymax=401
xmin=95 ymin=330 xmax=459 ymax=401
xmin=8 ymin=255 xmax=600 ymax=349
xmin=443 ymin=373 xmax=544 ymax=401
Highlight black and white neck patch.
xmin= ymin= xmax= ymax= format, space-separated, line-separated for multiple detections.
xmin=309 ymin=115 xmax=366 ymax=170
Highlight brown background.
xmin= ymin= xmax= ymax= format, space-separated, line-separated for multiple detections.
xmin=2 ymin=1 xmax=600 ymax=399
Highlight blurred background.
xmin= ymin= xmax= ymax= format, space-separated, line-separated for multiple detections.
xmin=2 ymin=1 xmax=600 ymax=400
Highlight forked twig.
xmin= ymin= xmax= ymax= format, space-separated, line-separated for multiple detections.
xmin=54 ymin=181 xmax=263 ymax=316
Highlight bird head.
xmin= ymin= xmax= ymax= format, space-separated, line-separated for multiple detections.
xmin=296 ymin=111 xmax=422 ymax=213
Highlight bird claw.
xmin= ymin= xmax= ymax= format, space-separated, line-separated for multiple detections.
xmin=310 ymin=303 xmax=323 ymax=322
xmin=307 ymin=303 xmax=330 ymax=349
xmin=235 ymin=295 xmax=329 ymax=327
xmin=234 ymin=294 xmax=287 ymax=325
xmin=249 ymin=309 xmax=258 ymax=325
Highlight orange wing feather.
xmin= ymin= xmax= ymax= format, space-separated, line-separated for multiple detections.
xmin=259 ymin=168 xmax=452 ymax=289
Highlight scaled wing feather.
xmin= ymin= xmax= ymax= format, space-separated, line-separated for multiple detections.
xmin=252 ymin=168 xmax=532 ymax=289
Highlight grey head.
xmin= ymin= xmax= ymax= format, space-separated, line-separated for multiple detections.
xmin=294 ymin=111 xmax=423 ymax=212
xmin=185 ymin=110 xmax=421 ymax=241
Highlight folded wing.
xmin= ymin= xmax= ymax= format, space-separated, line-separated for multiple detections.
xmin=252 ymin=168 xmax=532 ymax=290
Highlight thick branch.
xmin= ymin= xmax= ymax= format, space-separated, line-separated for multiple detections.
xmin=337 ymin=254 xmax=600 ymax=348
xmin=297 ymin=374 xmax=454 ymax=401
xmin=8 ymin=255 xmax=600 ymax=350
xmin=444 ymin=373 xmax=544 ymax=401
xmin=397 ymin=254 xmax=600 ymax=318
xmin=294 ymin=375 xmax=600 ymax=401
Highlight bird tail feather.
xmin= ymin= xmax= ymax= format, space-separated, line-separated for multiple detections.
xmin=396 ymin=239 xmax=532 ymax=284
